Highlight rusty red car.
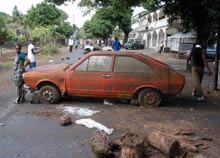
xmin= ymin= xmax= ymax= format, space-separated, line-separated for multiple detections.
xmin=23 ymin=51 xmax=185 ymax=107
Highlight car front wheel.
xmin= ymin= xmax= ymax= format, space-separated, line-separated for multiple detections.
xmin=138 ymin=88 xmax=162 ymax=107
xmin=85 ymin=48 xmax=91 ymax=53
xmin=39 ymin=85 xmax=61 ymax=104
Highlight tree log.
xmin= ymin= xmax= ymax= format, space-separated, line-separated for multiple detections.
xmin=120 ymin=132 xmax=144 ymax=158
xmin=148 ymin=132 xmax=181 ymax=158
xmin=90 ymin=130 xmax=111 ymax=158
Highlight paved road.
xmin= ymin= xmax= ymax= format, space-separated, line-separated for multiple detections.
xmin=0 ymin=49 xmax=220 ymax=158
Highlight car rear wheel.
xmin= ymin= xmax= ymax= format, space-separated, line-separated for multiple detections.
xmin=138 ymin=88 xmax=162 ymax=107
xmin=39 ymin=85 xmax=61 ymax=104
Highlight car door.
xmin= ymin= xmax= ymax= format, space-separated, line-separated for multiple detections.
xmin=111 ymin=55 xmax=154 ymax=99
xmin=65 ymin=55 xmax=112 ymax=97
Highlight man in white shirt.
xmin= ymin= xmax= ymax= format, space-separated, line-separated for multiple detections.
xmin=68 ymin=37 xmax=74 ymax=52
xmin=28 ymin=40 xmax=41 ymax=69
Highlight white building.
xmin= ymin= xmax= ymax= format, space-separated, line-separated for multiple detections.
xmin=130 ymin=8 xmax=181 ymax=50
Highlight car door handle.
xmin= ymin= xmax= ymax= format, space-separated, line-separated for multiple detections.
xmin=102 ymin=74 xmax=111 ymax=78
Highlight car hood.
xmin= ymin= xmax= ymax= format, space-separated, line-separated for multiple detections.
xmin=28 ymin=64 xmax=69 ymax=72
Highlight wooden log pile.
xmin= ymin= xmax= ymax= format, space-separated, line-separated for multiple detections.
xmin=90 ymin=130 xmax=211 ymax=158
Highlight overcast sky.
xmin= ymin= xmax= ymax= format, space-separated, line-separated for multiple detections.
xmin=0 ymin=0 xmax=145 ymax=28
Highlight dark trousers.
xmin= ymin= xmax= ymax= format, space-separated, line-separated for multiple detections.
xmin=16 ymin=85 xmax=25 ymax=102
xmin=69 ymin=45 xmax=73 ymax=52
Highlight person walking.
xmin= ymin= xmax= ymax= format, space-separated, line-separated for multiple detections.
xmin=186 ymin=43 xmax=211 ymax=101
xmin=13 ymin=44 xmax=30 ymax=104
xmin=68 ymin=37 xmax=74 ymax=52
xmin=159 ymin=40 xmax=164 ymax=53
xmin=112 ymin=38 xmax=121 ymax=52
xmin=27 ymin=40 xmax=41 ymax=69
xmin=74 ymin=38 xmax=79 ymax=49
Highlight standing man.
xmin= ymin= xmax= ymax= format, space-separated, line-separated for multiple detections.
xmin=28 ymin=40 xmax=41 ymax=69
xmin=68 ymin=37 xmax=74 ymax=52
xmin=159 ymin=40 xmax=164 ymax=53
xmin=186 ymin=43 xmax=211 ymax=101
xmin=13 ymin=44 xmax=30 ymax=104
xmin=74 ymin=38 xmax=79 ymax=49
xmin=112 ymin=37 xmax=121 ymax=52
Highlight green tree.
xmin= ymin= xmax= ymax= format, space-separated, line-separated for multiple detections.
xmin=0 ymin=16 xmax=7 ymax=44
xmin=83 ymin=14 xmax=114 ymax=41
xmin=78 ymin=0 xmax=134 ymax=43
xmin=55 ymin=22 xmax=77 ymax=38
xmin=25 ymin=2 xmax=68 ymax=29
xmin=30 ymin=26 xmax=54 ymax=45
xmin=82 ymin=20 xmax=93 ymax=39
xmin=6 ymin=29 xmax=17 ymax=41
xmin=46 ymin=0 xmax=135 ymax=43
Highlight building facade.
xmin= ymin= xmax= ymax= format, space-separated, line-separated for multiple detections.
xmin=130 ymin=8 xmax=181 ymax=49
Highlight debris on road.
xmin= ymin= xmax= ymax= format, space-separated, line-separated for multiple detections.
xmin=59 ymin=114 xmax=73 ymax=126
xmin=90 ymin=130 xmax=214 ymax=158
xmin=0 ymin=123 xmax=5 ymax=126
xmin=90 ymin=130 xmax=112 ymax=157
xmin=90 ymin=132 xmax=145 ymax=158
xmin=147 ymin=131 xmax=181 ymax=157
xmin=75 ymin=118 xmax=114 ymax=135
xmin=57 ymin=106 xmax=100 ymax=117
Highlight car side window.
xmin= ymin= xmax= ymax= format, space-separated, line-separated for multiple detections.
xmin=75 ymin=59 xmax=88 ymax=71
xmin=114 ymin=56 xmax=153 ymax=73
xmin=88 ymin=56 xmax=112 ymax=72
xmin=75 ymin=56 xmax=112 ymax=72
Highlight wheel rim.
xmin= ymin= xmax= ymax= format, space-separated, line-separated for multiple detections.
xmin=42 ymin=90 xmax=53 ymax=102
xmin=143 ymin=92 xmax=158 ymax=105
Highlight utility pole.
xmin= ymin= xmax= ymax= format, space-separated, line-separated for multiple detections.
xmin=214 ymin=13 xmax=220 ymax=90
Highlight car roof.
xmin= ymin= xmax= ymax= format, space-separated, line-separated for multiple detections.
xmin=88 ymin=51 xmax=144 ymax=56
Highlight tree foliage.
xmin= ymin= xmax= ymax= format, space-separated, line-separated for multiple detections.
xmin=0 ymin=16 xmax=7 ymax=44
xmin=47 ymin=0 xmax=220 ymax=45
xmin=25 ymin=2 xmax=68 ymax=28
xmin=161 ymin=0 xmax=217 ymax=44
xmin=55 ymin=23 xmax=78 ymax=38
xmin=47 ymin=0 xmax=135 ymax=43
xmin=83 ymin=12 xmax=114 ymax=40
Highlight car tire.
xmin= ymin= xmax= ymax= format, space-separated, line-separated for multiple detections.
xmin=85 ymin=49 xmax=91 ymax=53
xmin=39 ymin=85 xmax=61 ymax=104
xmin=138 ymin=88 xmax=162 ymax=107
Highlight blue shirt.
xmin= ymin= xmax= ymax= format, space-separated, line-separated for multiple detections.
xmin=113 ymin=40 xmax=120 ymax=51
xmin=18 ymin=52 xmax=26 ymax=60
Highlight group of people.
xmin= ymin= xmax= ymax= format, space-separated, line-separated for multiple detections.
xmin=13 ymin=41 xmax=41 ymax=104
xmin=68 ymin=37 xmax=79 ymax=52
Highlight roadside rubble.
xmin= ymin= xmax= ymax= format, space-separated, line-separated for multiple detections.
xmin=57 ymin=106 xmax=100 ymax=118
xmin=58 ymin=106 xmax=114 ymax=135
xmin=75 ymin=118 xmax=114 ymax=135
xmin=59 ymin=113 xmax=73 ymax=126
xmin=90 ymin=130 xmax=215 ymax=158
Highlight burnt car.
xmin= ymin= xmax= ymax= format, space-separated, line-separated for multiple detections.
xmin=124 ymin=41 xmax=145 ymax=50
xmin=23 ymin=51 xmax=185 ymax=107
